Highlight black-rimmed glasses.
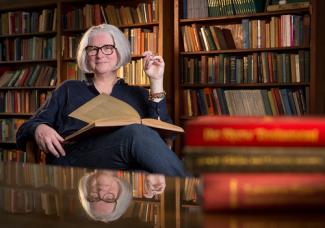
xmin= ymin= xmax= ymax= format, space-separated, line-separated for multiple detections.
xmin=86 ymin=191 xmax=117 ymax=204
xmin=85 ymin=44 xmax=115 ymax=56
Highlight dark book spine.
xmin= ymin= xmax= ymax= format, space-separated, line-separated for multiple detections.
xmin=184 ymin=147 xmax=325 ymax=173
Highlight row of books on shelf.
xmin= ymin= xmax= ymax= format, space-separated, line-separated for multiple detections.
xmin=0 ymin=8 xmax=57 ymax=35
xmin=124 ymin=200 xmax=160 ymax=224
xmin=62 ymin=1 xmax=158 ymax=30
xmin=61 ymin=35 xmax=80 ymax=59
xmin=123 ymin=27 xmax=158 ymax=56
xmin=0 ymin=119 xmax=25 ymax=143
xmin=0 ymin=184 xmax=161 ymax=222
xmin=0 ymin=90 xmax=49 ymax=113
xmin=0 ymin=187 xmax=60 ymax=215
xmin=181 ymin=51 xmax=309 ymax=84
xmin=0 ymin=65 xmax=57 ymax=87
xmin=61 ymin=27 xmax=158 ymax=58
xmin=181 ymin=14 xmax=310 ymax=52
xmin=0 ymin=149 xmax=26 ymax=162
xmin=183 ymin=115 xmax=325 ymax=211
xmin=119 ymin=172 xmax=161 ymax=200
xmin=0 ymin=37 xmax=56 ymax=61
xmin=0 ymin=163 xmax=164 ymax=219
xmin=2 ymin=162 xmax=87 ymax=190
xmin=65 ymin=62 xmax=86 ymax=81
xmin=66 ymin=61 xmax=149 ymax=85
xmin=182 ymin=178 xmax=200 ymax=203
xmin=182 ymin=87 xmax=307 ymax=116
xmin=117 ymin=59 xmax=150 ymax=85
xmin=183 ymin=0 xmax=267 ymax=18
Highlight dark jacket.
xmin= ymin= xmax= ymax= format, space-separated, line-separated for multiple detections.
xmin=16 ymin=79 xmax=172 ymax=150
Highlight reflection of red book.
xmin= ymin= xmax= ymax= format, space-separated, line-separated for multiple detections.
xmin=203 ymin=173 xmax=325 ymax=211
xmin=203 ymin=212 xmax=325 ymax=228
xmin=185 ymin=116 xmax=325 ymax=147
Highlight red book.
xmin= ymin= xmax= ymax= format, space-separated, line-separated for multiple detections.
xmin=185 ymin=115 xmax=325 ymax=147
xmin=203 ymin=173 xmax=325 ymax=211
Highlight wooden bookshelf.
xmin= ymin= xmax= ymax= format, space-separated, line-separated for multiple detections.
xmin=0 ymin=0 xmax=174 ymax=155
xmin=173 ymin=0 xmax=325 ymax=153
xmin=175 ymin=177 xmax=200 ymax=228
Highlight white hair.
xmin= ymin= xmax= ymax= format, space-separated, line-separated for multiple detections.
xmin=77 ymin=24 xmax=131 ymax=73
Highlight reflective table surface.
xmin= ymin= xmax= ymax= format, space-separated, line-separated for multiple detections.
xmin=0 ymin=161 xmax=324 ymax=228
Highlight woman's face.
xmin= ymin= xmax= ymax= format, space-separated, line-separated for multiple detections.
xmin=87 ymin=171 xmax=120 ymax=215
xmin=86 ymin=32 xmax=118 ymax=75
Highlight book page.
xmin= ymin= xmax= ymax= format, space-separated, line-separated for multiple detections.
xmin=142 ymin=118 xmax=184 ymax=137
xmin=69 ymin=94 xmax=140 ymax=123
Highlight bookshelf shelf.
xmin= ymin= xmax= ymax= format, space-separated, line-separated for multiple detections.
xmin=180 ymin=46 xmax=310 ymax=55
xmin=0 ymin=60 xmax=57 ymax=64
xmin=181 ymin=82 xmax=309 ymax=88
xmin=133 ymin=198 xmax=161 ymax=204
xmin=0 ymin=86 xmax=56 ymax=90
xmin=0 ymin=31 xmax=57 ymax=38
xmin=0 ymin=113 xmax=34 ymax=116
xmin=181 ymin=204 xmax=200 ymax=208
xmin=179 ymin=7 xmax=311 ymax=24
xmin=0 ymin=141 xmax=16 ymax=145
xmin=119 ymin=22 xmax=160 ymax=29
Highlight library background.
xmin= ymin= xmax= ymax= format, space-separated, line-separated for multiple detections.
xmin=1 ymin=0 xmax=325 ymax=226
xmin=0 ymin=0 xmax=325 ymax=158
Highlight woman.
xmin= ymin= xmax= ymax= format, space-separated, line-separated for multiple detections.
xmin=16 ymin=24 xmax=187 ymax=177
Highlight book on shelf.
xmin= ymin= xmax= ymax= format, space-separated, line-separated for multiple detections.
xmin=266 ymin=1 xmax=310 ymax=11
xmin=185 ymin=115 xmax=325 ymax=147
xmin=202 ymin=173 xmax=325 ymax=211
xmin=64 ymin=94 xmax=184 ymax=142
xmin=184 ymin=146 xmax=325 ymax=174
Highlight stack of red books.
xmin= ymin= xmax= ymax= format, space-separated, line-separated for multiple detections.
xmin=184 ymin=115 xmax=325 ymax=211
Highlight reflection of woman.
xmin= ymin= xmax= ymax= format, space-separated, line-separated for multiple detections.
xmin=78 ymin=170 xmax=132 ymax=222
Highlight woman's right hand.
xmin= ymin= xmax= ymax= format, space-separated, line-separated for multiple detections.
xmin=34 ymin=124 xmax=66 ymax=158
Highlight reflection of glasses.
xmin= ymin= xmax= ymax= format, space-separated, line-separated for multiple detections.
xmin=86 ymin=192 xmax=117 ymax=204
xmin=85 ymin=44 xmax=115 ymax=56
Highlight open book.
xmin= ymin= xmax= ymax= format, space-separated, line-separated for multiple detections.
xmin=64 ymin=94 xmax=184 ymax=142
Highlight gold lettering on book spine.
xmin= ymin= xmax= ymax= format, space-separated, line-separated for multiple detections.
xmin=230 ymin=179 xmax=238 ymax=209
xmin=196 ymin=156 xmax=323 ymax=167
xmin=256 ymin=128 xmax=319 ymax=143
xmin=203 ymin=128 xmax=319 ymax=143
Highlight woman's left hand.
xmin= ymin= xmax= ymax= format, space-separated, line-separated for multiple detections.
xmin=143 ymin=51 xmax=165 ymax=82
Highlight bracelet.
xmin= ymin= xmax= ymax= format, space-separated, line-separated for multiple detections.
xmin=149 ymin=91 xmax=166 ymax=100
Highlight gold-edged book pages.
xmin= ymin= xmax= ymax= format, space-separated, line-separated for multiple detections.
xmin=65 ymin=94 xmax=184 ymax=142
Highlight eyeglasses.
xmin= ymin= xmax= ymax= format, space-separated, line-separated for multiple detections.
xmin=85 ymin=44 xmax=115 ymax=56
xmin=86 ymin=191 xmax=117 ymax=204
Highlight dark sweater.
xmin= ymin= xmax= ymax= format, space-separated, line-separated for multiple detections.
xmin=16 ymin=79 xmax=172 ymax=150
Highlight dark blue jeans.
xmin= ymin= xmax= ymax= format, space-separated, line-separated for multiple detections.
xmin=48 ymin=124 xmax=188 ymax=177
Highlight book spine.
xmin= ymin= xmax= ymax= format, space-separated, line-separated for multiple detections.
xmin=203 ymin=173 xmax=325 ymax=211
xmin=184 ymin=147 xmax=325 ymax=173
xmin=185 ymin=117 xmax=325 ymax=147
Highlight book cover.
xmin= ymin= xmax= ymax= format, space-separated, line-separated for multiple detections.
xmin=65 ymin=94 xmax=184 ymax=142
xmin=185 ymin=115 xmax=325 ymax=147
xmin=266 ymin=2 xmax=310 ymax=11
xmin=204 ymin=212 xmax=325 ymax=227
xmin=202 ymin=173 xmax=325 ymax=211
xmin=184 ymin=147 xmax=325 ymax=173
